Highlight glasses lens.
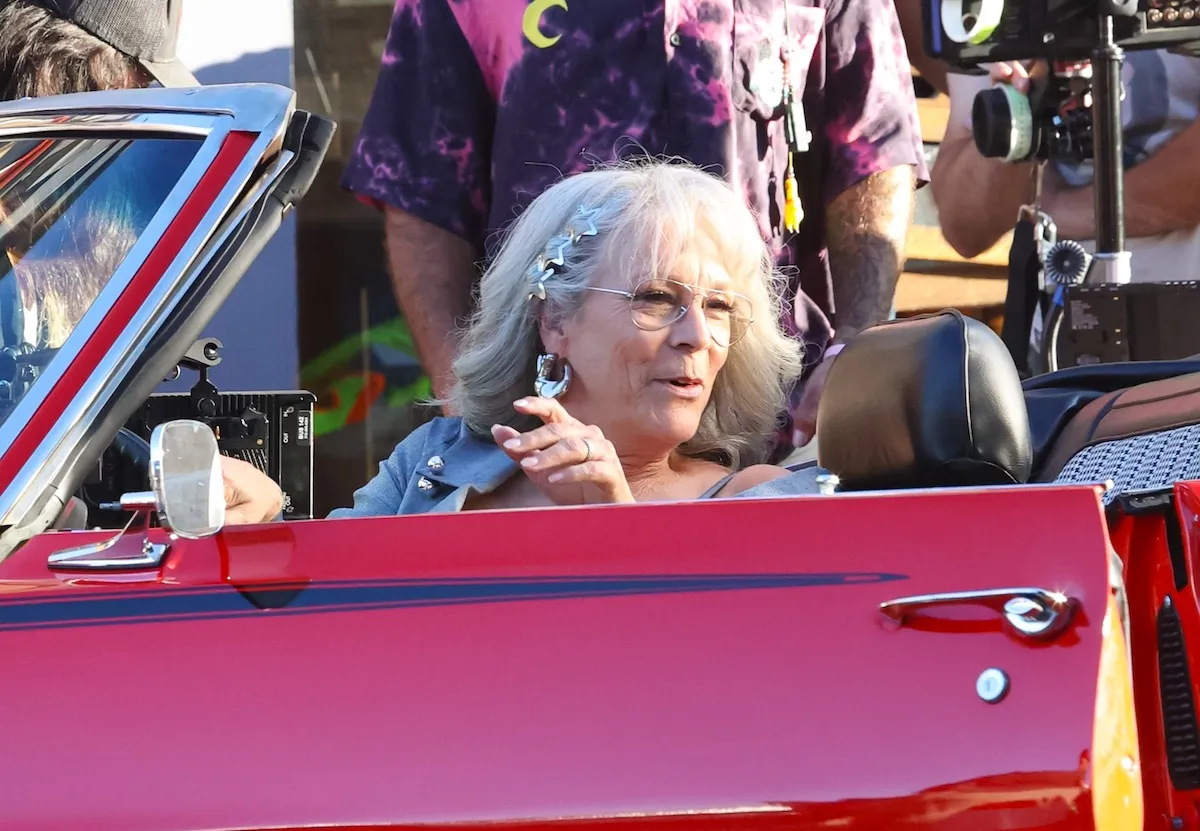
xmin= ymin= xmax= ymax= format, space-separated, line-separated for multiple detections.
xmin=629 ymin=279 xmax=688 ymax=330
xmin=699 ymin=286 xmax=753 ymax=346
xmin=628 ymin=280 xmax=753 ymax=346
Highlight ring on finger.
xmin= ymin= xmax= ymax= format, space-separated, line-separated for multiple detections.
xmin=582 ymin=437 xmax=593 ymax=463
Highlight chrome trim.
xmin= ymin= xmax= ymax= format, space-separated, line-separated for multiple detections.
xmin=98 ymin=491 xmax=157 ymax=513
xmin=0 ymin=85 xmax=295 ymax=530
xmin=0 ymin=112 xmax=216 ymax=138
xmin=48 ymin=533 xmax=169 ymax=571
xmin=0 ymin=85 xmax=294 ymax=133
xmin=880 ymin=587 xmax=1078 ymax=640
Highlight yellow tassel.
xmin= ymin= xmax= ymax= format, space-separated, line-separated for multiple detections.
xmin=784 ymin=169 xmax=802 ymax=232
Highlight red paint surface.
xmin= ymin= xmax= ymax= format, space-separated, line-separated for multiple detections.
xmin=0 ymin=131 xmax=257 ymax=491
xmin=0 ymin=485 xmax=1131 ymax=830
xmin=1110 ymin=481 xmax=1200 ymax=829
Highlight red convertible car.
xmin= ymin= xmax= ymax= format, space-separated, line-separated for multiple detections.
xmin=2 ymin=83 xmax=1200 ymax=831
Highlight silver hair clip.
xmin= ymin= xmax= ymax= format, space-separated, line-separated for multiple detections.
xmin=527 ymin=206 xmax=603 ymax=301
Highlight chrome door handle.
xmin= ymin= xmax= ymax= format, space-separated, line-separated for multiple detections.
xmin=879 ymin=587 xmax=1077 ymax=640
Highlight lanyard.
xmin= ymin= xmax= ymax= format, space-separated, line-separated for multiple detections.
xmin=781 ymin=2 xmax=809 ymax=232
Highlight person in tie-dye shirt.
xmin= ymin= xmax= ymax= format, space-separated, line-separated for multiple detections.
xmin=342 ymin=0 xmax=928 ymax=460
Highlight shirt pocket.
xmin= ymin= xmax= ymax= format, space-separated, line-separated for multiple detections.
xmin=731 ymin=3 xmax=825 ymax=121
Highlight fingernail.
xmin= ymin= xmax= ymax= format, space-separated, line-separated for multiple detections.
xmin=548 ymin=472 xmax=563 ymax=483
xmin=520 ymin=456 xmax=537 ymax=468
xmin=504 ymin=439 xmax=521 ymax=450
xmin=514 ymin=398 xmax=529 ymax=407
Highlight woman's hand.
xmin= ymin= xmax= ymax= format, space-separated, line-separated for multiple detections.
xmin=220 ymin=455 xmax=283 ymax=524
xmin=491 ymin=397 xmax=635 ymax=506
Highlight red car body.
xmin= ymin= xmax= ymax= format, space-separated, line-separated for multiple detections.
xmin=0 ymin=83 xmax=1188 ymax=831
xmin=0 ymin=484 xmax=1142 ymax=830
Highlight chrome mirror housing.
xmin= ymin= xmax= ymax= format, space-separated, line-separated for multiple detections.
xmin=149 ymin=420 xmax=224 ymax=539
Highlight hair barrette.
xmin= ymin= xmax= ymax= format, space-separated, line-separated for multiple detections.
xmin=527 ymin=205 xmax=603 ymax=301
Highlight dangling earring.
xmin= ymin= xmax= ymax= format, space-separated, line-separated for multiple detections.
xmin=534 ymin=353 xmax=571 ymax=399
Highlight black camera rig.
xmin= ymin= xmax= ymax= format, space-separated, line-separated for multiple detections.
xmin=82 ymin=337 xmax=315 ymax=526
xmin=923 ymin=0 xmax=1200 ymax=369
xmin=924 ymin=0 xmax=1200 ymax=68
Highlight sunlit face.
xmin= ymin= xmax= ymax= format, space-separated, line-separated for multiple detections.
xmin=542 ymin=230 xmax=750 ymax=458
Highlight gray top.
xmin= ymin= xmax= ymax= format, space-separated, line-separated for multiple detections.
xmin=327 ymin=416 xmax=825 ymax=518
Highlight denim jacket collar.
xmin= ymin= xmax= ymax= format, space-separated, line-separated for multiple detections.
xmin=414 ymin=419 xmax=519 ymax=494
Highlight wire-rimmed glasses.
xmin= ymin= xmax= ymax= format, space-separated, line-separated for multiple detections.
xmin=586 ymin=278 xmax=754 ymax=347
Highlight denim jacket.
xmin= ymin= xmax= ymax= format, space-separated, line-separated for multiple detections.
xmin=327 ymin=417 xmax=824 ymax=518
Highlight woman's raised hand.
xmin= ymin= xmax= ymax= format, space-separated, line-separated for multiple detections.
xmin=491 ymin=397 xmax=635 ymax=506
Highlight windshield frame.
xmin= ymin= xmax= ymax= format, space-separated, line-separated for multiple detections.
xmin=0 ymin=85 xmax=295 ymax=530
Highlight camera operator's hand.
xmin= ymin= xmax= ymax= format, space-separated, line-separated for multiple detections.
xmin=221 ymin=456 xmax=283 ymax=525
xmin=988 ymin=60 xmax=1048 ymax=94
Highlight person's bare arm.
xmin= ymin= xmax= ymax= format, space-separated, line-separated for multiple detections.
xmin=894 ymin=0 xmax=948 ymax=94
xmin=790 ymin=166 xmax=915 ymax=444
xmin=930 ymin=72 xmax=1036 ymax=258
xmin=1046 ymin=118 xmax=1200 ymax=240
xmin=825 ymin=166 xmax=917 ymax=340
xmin=385 ymin=207 xmax=479 ymax=402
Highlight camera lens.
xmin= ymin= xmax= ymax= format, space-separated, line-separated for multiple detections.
xmin=972 ymin=85 xmax=1035 ymax=162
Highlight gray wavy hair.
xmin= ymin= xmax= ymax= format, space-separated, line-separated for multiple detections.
xmin=445 ymin=160 xmax=805 ymax=467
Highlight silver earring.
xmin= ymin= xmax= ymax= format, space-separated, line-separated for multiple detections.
xmin=534 ymin=353 xmax=571 ymax=399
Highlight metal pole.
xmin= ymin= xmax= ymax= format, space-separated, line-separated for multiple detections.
xmin=1089 ymin=12 xmax=1131 ymax=282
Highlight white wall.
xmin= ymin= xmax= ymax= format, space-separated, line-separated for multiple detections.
xmin=177 ymin=1 xmax=294 ymax=67
xmin=174 ymin=0 xmax=298 ymax=392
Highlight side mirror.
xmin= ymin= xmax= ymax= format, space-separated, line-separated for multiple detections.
xmin=48 ymin=420 xmax=225 ymax=573
xmin=149 ymin=419 xmax=225 ymax=539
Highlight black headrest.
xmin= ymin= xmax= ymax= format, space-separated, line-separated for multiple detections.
xmin=816 ymin=310 xmax=1032 ymax=490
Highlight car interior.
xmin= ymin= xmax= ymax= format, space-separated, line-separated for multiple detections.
xmin=815 ymin=309 xmax=1200 ymax=508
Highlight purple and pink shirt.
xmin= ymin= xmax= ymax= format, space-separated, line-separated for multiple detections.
xmin=342 ymin=0 xmax=928 ymax=418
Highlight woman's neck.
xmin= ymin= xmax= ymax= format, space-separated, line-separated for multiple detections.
xmin=619 ymin=450 xmax=718 ymax=501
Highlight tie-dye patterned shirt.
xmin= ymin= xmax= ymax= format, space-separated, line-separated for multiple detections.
xmin=343 ymin=0 xmax=926 ymax=359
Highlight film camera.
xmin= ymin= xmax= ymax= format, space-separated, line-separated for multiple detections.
xmin=922 ymin=0 xmax=1200 ymax=371
xmin=924 ymin=0 xmax=1200 ymax=164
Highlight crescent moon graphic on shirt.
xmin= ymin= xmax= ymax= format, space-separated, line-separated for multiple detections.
xmin=522 ymin=0 xmax=567 ymax=48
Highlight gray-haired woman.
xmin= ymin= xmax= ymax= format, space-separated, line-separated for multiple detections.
xmin=223 ymin=161 xmax=807 ymax=521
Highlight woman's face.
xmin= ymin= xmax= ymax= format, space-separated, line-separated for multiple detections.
xmin=544 ymin=231 xmax=745 ymax=458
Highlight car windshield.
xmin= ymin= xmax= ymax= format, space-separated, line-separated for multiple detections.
xmin=0 ymin=135 xmax=200 ymax=426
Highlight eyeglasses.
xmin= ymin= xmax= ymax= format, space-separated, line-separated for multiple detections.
xmin=586 ymin=279 xmax=754 ymax=347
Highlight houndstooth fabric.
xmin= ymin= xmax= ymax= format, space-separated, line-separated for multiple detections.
xmin=1054 ymin=423 xmax=1200 ymax=504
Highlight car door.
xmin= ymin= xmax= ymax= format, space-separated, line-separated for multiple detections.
xmin=1 ymin=480 xmax=1138 ymax=831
